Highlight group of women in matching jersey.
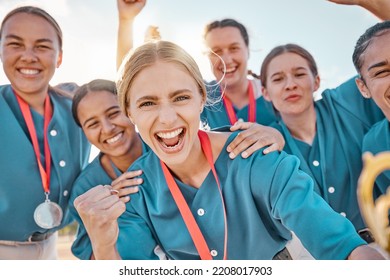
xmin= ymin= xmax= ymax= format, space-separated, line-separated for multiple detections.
xmin=0 ymin=0 xmax=389 ymax=260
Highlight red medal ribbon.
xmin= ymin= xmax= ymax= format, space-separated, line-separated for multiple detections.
xmin=160 ymin=130 xmax=228 ymax=260
xmin=14 ymin=91 xmax=53 ymax=194
xmin=222 ymin=81 xmax=256 ymax=125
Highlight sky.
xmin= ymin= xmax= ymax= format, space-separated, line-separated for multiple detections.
xmin=0 ymin=0 xmax=380 ymax=94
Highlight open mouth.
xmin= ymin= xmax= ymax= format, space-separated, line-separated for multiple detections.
xmin=221 ymin=66 xmax=237 ymax=76
xmin=155 ymin=128 xmax=185 ymax=151
xmin=105 ymin=132 xmax=123 ymax=145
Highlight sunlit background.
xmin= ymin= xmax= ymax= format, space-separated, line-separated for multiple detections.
xmin=0 ymin=0 xmax=380 ymax=160
xmin=0 ymin=0 xmax=379 ymax=91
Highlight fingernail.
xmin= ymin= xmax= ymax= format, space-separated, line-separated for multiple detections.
xmin=226 ymin=146 xmax=232 ymax=152
xmin=110 ymin=189 xmax=119 ymax=195
xmin=241 ymin=151 xmax=248 ymax=158
xmin=229 ymin=152 xmax=235 ymax=159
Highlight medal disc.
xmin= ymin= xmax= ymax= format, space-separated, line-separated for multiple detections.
xmin=34 ymin=201 xmax=63 ymax=229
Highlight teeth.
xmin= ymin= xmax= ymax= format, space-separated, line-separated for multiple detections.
xmin=20 ymin=69 xmax=39 ymax=75
xmin=161 ymin=141 xmax=181 ymax=149
xmin=225 ymin=67 xmax=235 ymax=73
xmin=157 ymin=128 xmax=183 ymax=139
xmin=220 ymin=67 xmax=235 ymax=74
xmin=106 ymin=133 xmax=122 ymax=144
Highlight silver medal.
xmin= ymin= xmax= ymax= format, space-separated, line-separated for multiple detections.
xmin=34 ymin=195 xmax=63 ymax=229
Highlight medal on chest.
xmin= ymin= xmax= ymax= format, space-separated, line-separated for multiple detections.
xmin=14 ymin=91 xmax=63 ymax=229
xmin=34 ymin=192 xmax=63 ymax=229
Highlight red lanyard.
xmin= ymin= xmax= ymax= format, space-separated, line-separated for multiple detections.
xmin=222 ymin=81 xmax=256 ymax=125
xmin=14 ymin=92 xmax=53 ymax=194
xmin=160 ymin=130 xmax=228 ymax=260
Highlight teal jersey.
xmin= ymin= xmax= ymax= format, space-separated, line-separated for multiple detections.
xmin=271 ymin=77 xmax=384 ymax=231
xmin=362 ymin=118 xmax=390 ymax=196
xmin=0 ymin=85 xmax=90 ymax=241
xmin=201 ymin=81 xmax=277 ymax=129
xmin=121 ymin=132 xmax=364 ymax=260
xmin=69 ymin=140 xmax=153 ymax=259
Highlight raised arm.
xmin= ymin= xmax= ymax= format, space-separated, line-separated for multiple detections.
xmin=327 ymin=0 xmax=390 ymax=20
xmin=116 ymin=0 xmax=146 ymax=70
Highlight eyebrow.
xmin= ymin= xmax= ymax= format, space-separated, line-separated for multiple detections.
xmin=211 ymin=42 xmax=240 ymax=50
xmin=269 ymin=67 xmax=307 ymax=78
xmin=82 ymin=105 xmax=119 ymax=127
xmin=270 ymin=71 xmax=283 ymax=79
xmin=5 ymin=34 xmax=55 ymax=45
xmin=170 ymin=89 xmax=192 ymax=98
xmin=367 ymin=60 xmax=388 ymax=72
xmin=135 ymin=89 xmax=192 ymax=104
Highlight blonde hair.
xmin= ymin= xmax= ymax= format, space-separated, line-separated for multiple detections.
xmin=117 ymin=40 xmax=207 ymax=116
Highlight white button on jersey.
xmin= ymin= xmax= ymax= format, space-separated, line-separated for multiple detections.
xmin=63 ymin=190 xmax=69 ymax=197
xmin=210 ymin=250 xmax=218 ymax=257
xmin=50 ymin=130 xmax=57 ymax=136
xmin=340 ymin=212 xmax=346 ymax=217
xmin=59 ymin=160 xmax=66 ymax=167
xmin=197 ymin=208 xmax=205 ymax=216
xmin=312 ymin=160 xmax=320 ymax=167
xmin=328 ymin=186 xmax=335 ymax=193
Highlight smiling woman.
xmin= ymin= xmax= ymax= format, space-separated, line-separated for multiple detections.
xmin=69 ymin=40 xmax=385 ymax=260
xmin=68 ymin=79 xmax=145 ymax=260
xmin=0 ymin=0 xmax=381 ymax=90
xmin=69 ymin=81 xmax=285 ymax=260
xmin=67 ymin=1 xmax=286 ymax=260
xmin=259 ymin=43 xmax=384 ymax=241
xmin=354 ymin=21 xmax=390 ymax=206
xmin=201 ymin=18 xmax=277 ymax=129
xmin=0 ymin=6 xmax=90 ymax=259
xmin=72 ymin=79 xmax=143 ymax=168
xmin=128 ymin=61 xmax=206 ymax=167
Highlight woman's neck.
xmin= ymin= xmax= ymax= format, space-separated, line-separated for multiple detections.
xmin=104 ymin=136 xmax=144 ymax=176
xmin=165 ymin=131 xmax=228 ymax=188
xmin=16 ymin=90 xmax=48 ymax=115
xmin=282 ymin=106 xmax=317 ymax=145
xmin=166 ymin=138 xmax=209 ymax=188
xmin=113 ymin=138 xmax=143 ymax=172
xmin=224 ymin=79 xmax=250 ymax=110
